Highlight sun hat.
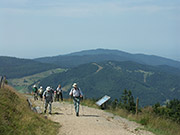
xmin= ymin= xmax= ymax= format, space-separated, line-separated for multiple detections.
xmin=72 ymin=83 xmax=77 ymax=87
xmin=46 ymin=86 xmax=51 ymax=91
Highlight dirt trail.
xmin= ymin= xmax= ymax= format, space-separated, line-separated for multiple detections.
xmin=33 ymin=100 xmax=154 ymax=135
xmin=92 ymin=63 xmax=103 ymax=73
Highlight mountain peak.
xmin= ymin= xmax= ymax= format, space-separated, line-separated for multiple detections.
xmin=34 ymin=48 xmax=180 ymax=69
xmin=67 ymin=48 xmax=131 ymax=56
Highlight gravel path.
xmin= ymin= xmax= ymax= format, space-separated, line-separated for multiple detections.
xmin=33 ymin=100 xmax=154 ymax=135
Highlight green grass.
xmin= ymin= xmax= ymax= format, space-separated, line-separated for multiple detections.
xmin=9 ymin=68 xmax=66 ymax=93
xmin=0 ymin=85 xmax=60 ymax=135
xmin=81 ymin=99 xmax=99 ymax=108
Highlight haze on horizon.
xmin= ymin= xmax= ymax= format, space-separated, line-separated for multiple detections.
xmin=0 ymin=0 xmax=180 ymax=61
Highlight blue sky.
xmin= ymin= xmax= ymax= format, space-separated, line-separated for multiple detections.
xmin=0 ymin=0 xmax=180 ymax=61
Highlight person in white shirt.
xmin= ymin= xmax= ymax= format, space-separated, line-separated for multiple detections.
xmin=69 ymin=83 xmax=83 ymax=116
xmin=43 ymin=86 xmax=54 ymax=114
xmin=55 ymin=84 xmax=63 ymax=101
xmin=38 ymin=86 xmax=44 ymax=101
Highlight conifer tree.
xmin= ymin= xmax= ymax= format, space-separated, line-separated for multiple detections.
xmin=111 ymin=98 xmax=118 ymax=110
xmin=121 ymin=89 xmax=128 ymax=106
xmin=127 ymin=90 xmax=136 ymax=113
xmin=120 ymin=89 xmax=136 ymax=113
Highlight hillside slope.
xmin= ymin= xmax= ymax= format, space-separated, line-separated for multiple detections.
xmin=35 ymin=49 xmax=180 ymax=69
xmin=0 ymin=85 xmax=59 ymax=135
xmin=9 ymin=68 xmax=65 ymax=93
xmin=39 ymin=61 xmax=180 ymax=106
xmin=0 ymin=56 xmax=59 ymax=79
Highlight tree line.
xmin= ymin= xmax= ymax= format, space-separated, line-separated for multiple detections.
xmin=110 ymin=89 xmax=180 ymax=124
xmin=153 ymin=99 xmax=180 ymax=123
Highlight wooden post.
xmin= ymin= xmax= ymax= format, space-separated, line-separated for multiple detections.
xmin=0 ymin=76 xmax=2 ymax=89
xmin=2 ymin=76 xmax=7 ymax=88
xmin=0 ymin=76 xmax=3 ymax=89
xmin=136 ymin=98 xmax=139 ymax=115
xmin=104 ymin=102 xmax=106 ymax=109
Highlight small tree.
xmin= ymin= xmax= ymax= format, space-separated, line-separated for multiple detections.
xmin=111 ymin=98 xmax=118 ymax=110
xmin=5 ymin=80 xmax=8 ymax=84
xmin=127 ymin=90 xmax=136 ymax=113
xmin=121 ymin=89 xmax=128 ymax=107
xmin=120 ymin=89 xmax=136 ymax=113
xmin=152 ymin=102 xmax=161 ymax=114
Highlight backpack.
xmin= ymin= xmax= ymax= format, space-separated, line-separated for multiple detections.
xmin=44 ymin=90 xmax=53 ymax=101
xmin=33 ymin=87 xmax=38 ymax=93
xmin=39 ymin=88 xmax=43 ymax=94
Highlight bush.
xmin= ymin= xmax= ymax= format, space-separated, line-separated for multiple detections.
xmin=139 ymin=116 xmax=150 ymax=125
xmin=153 ymin=99 xmax=180 ymax=123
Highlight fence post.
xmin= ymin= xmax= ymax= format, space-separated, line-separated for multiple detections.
xmin=136 ymin=97 xmax=139 ymax=115
xmin=2 ymin=76 xmax=6 ymax=88
xmin=0 ymin=76 xmax=3 ymax=89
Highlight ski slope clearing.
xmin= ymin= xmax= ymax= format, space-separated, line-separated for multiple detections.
xmin=33 ymin=100 xmax=154 ymax=135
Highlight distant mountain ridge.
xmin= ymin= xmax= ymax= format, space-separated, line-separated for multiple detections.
xmin=35 ymin=49 xmax=180 ymax=69
xmin=0 ymin=56 xmax=59 ymax=78
xmin=1 ymin=49 xmax=180 ymax=106
xmin=39 ymin=61 xmax=180 ymax=106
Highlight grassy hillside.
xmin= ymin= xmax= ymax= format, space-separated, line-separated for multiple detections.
xmin=0 ymin=85 xmax=59 ymax=135
xmin=9 ymin=68 xmax=66 ymax=93
xmin=39 ymin=61 xmax=180 ymax=106
xmin=0 ymin=56 xmax=59 ymax=79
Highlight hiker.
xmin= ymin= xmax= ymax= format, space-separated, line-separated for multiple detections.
xmin=32 ymin=85 xmax=38 ymax=101
xmin=43 ymin=86 xmax=54 ymax=114
xmin=69 ymin=83 xmax=83 ymax=116
xmin=38 ymin=86 xmax=44 ymax=101
xmin=55 ymin=84 xmax=63 ymax=102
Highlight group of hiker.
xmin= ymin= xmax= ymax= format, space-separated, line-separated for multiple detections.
xmin=32 ymin=83 xmax=83 ymax=116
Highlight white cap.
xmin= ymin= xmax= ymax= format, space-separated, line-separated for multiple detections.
xmin=46 ymin=86 xmax=51 ymax=91
xmin=33 ymin=85 xmax=36 ymax=88
xmin=40 ymin=86 xmax=43 ymax=89
xmin=72 ymin=83 xmax=77 ymax=88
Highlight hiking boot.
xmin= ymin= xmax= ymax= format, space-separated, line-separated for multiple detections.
xmin=44 ymin=110 xmax=46 ymax=113
xmin=49 ymin=112 xmax=52 ymax=115
xmin=76 ymin=112 xmax=79 ymax=117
